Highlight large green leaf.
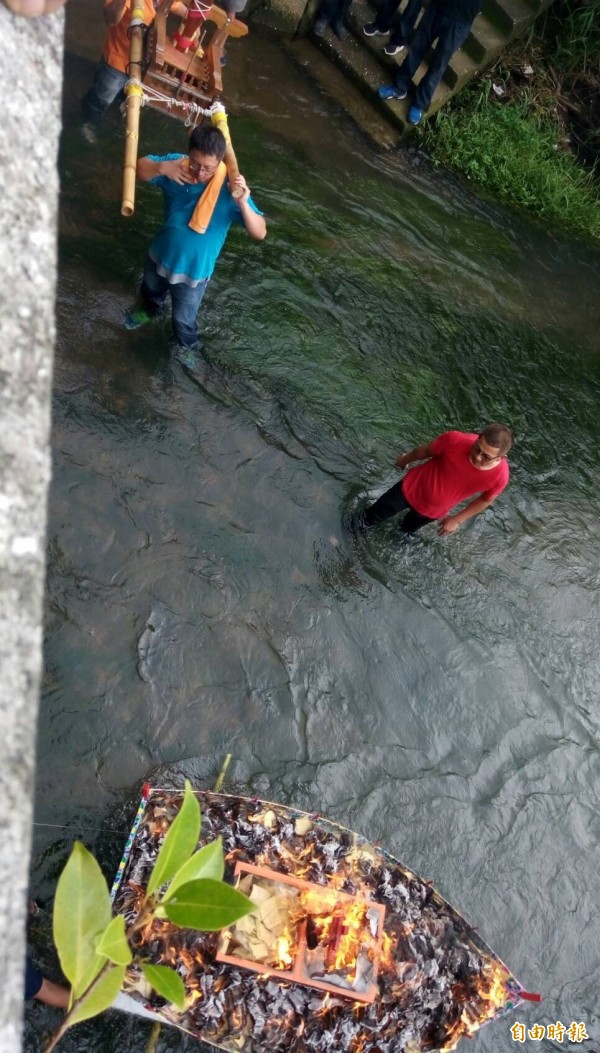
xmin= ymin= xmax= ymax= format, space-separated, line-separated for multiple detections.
xmin=147 ymin=781 xmax=201 ymax=896
xmin=96 ymin=915 xmax=132 ymax=966
xmin=71 ymin=950 xmax=106 ymax=1002
xmin=67 ymin=964 xmax=126 ymax=1027
xmin=53 ymin=843 xmax=112 ymax=993
xmin=142 ymin=963 xmax=186 ymax=1010
xmin=162 ymin=838 xmax=224 ymax=903
xmin=163 ymin=878 xmax=255 ymax=931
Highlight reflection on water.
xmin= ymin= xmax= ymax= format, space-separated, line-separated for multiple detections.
xmin=26 ymin=8 xmax=600 ymax=1053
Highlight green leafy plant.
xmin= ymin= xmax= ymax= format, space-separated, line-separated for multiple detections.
xmin=45 ymin=781 xmax=254 ymax=1052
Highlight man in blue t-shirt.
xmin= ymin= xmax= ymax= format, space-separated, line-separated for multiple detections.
xmin=125 ymin=124 xmax=266 ymax=351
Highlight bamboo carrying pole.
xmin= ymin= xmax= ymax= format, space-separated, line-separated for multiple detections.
xmin=211 ymin=110 xmax=243 ymax=199
xmin=121 ymin=6 xmax=147 ymax=218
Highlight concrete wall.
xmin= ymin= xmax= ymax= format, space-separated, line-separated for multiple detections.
xmin=0 ymin=7 xmax=63 ymax=1051
xmin=244 ymin=0 xmax=313 ymax=37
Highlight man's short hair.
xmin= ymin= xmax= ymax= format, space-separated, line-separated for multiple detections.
xmin=480 ymin=423 xmax=514 ymax=455
xmin=189 ymin=124 xmax=226 ymax=161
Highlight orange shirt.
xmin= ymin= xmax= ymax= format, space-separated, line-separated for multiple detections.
xmin=103 ymin=0 xmax=157 ymax=73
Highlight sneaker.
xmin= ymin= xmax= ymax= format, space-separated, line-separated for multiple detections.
xmin=123 ymin=306 xmax=153 ymax=330
xmin=378 ymin=84 xmax=407 ymax=101
xmin=175 ymin=342 xmax=203 ymax=368
xmin=313 ymin=15 xmax=328 ymax=35
xmin=383 ymin=42 xmax=405 ymax=56
xmin=81 ymin=122 xmax=98 ymax=145
xmin=363 ymin=21 xmax=389 ymax=36
xmin=332 ymin=18 xmax=348 ymax=39
xmin=408 ymin=104 xmax=423 ymax=124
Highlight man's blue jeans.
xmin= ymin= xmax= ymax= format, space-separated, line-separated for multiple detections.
xmin=393 ymin=6 xmax=473 ymax=111
xmin=141 ymin=255 xmax=209 ymax=350
xmin=82 ymin=58 xmax=128 ymax=124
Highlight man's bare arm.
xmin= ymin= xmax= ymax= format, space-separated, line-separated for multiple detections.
xmin=234 ymin=175 xmax=267 ymax=240
xmin=35 ymin=977 xmax=70 ymax=1008
xmin=438 ymin=496 xmax=493 ymax=535
xmin=395 ymin=442 xmax=435 ymax=471
xmin=103 ymin=0 xmax=127 ymax=27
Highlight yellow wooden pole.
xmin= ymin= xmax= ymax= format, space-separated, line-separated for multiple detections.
xmin=121 ymin=6 xmax=146 ymax=217
xmin=210 ymin=110 xmax=243 ymax=199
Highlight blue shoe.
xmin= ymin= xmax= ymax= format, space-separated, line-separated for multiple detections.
xmin=378 ymin=84 xmax=407 ymax=101
xmin=408 ymin=105 xmax=423 ymax=124
xmin=123 ymin=306 xmax=153 ymax=330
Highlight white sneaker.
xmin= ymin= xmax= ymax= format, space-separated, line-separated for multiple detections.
xmin=81 ymin=122 xmax=97 ymax=144
xmin=363 ymin=21 xmax=389 ymax=36
xmin=383 ymin=42 xmax=406 ymax=56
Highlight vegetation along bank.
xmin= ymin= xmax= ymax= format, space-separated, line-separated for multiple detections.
xmin=419 ymin=0 xmax=600 ymax=241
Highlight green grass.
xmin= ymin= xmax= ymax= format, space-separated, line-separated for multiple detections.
xmin=421 ymin=85 xmax=600 ymax=242
xmin=544 ymin=0 xmax=600 ymax=72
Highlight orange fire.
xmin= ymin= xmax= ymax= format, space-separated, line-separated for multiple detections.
xmin=273 ymin=927 xmax=295 ymax=969
xmin=439 ymin=964 xmax=509 ymax=1051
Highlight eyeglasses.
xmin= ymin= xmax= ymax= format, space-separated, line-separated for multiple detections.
xmin=188 ymin=159 xmax=219 ymax=177
xmin=472 ymin=441 xmax=500 ymax=464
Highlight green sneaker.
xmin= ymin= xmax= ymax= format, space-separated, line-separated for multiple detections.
xmin=123 ymin=306 xmax=153 ymax=330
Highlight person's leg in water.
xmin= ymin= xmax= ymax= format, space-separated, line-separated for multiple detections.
xmin=124 ymin=256 xmax=169 ymax=329
xmin=362 ymin=481 xmax=434 ymax=534
xmin=169 ymin=278 xmax=209 ymax=351
xmin=363 ymin=481 xmax=411 ymax=526
xmin=399 ymin=508 xmax=434 ymax=534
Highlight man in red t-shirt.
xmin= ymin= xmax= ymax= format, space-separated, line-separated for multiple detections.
xmin=363 ymin=424 xmax=513 ymax=537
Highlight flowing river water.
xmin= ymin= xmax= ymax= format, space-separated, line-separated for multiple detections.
xmin=26 ymin=5 xmax=600 ymax=1051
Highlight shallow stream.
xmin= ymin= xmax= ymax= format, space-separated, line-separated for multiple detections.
xmin=26 ymin=6 xmax=600 ymax=1051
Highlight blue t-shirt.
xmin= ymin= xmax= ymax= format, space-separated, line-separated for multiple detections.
xmin=147 ymin=153 xmax=262 ymax=287
xmin=25 ymin=957 xmax=43 ymax=1000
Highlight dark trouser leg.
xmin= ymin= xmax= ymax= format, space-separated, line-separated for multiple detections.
xmin=170 ymin=279 xmax=209 ymax=349
xmin=364 ymin=482 xmax=411 ymax=526
xmin=364 ymin=482 xmax=434 ymax=533
xmin=414 ymin=15 xmax=472 ymax=111
xmin=318 ymin=0 xmax=351 ymax=21
xmin=393 ymin=4 xmax=440 ymax=92
xmin=389 ymin=0 xmax=422 ymax=46
xmin=399 ymin=508 xmax=435 ymax=534
xmin=140 ymin=256 xmax=170 ymax=315
xmin=373 ymin=0 xmax=402 ymax=32
xmin=81 ymin=58 xmax=128 ymax=124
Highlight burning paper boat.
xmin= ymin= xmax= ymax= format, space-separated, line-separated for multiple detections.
xmin=111 ymin=785 xmax=538 ymax=1052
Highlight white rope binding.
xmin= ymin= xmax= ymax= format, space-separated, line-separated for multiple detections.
xmin=120 ymin=80 xmax=223 ymax=126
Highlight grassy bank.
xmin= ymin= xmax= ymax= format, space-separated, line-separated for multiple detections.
xmin=419 ymin=0 xmax=600 ymax=242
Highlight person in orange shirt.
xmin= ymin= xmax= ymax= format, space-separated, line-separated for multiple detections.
xmin=81 ymin=0 xmax=187 ymax=135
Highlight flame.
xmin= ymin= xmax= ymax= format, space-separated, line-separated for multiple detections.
xmin=332 ymin=900 xmax=368 ymax=976
xmin=440 ymin=965 xmax=509 ymax=1051
xmin=379 ymin=930 xmax=395 ymax=966
xmin=475 ymin=963 xmax=509 ymax=1011
xmin=273 ymin=927 xmax=294 ymax=969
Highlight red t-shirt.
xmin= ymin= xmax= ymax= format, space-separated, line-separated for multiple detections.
xmin=400 ymin=431 xmax=509 ymax=519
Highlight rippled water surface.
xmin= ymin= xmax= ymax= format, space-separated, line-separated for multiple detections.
xmin=26 ymin=6 xmax=600 ymax=1052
